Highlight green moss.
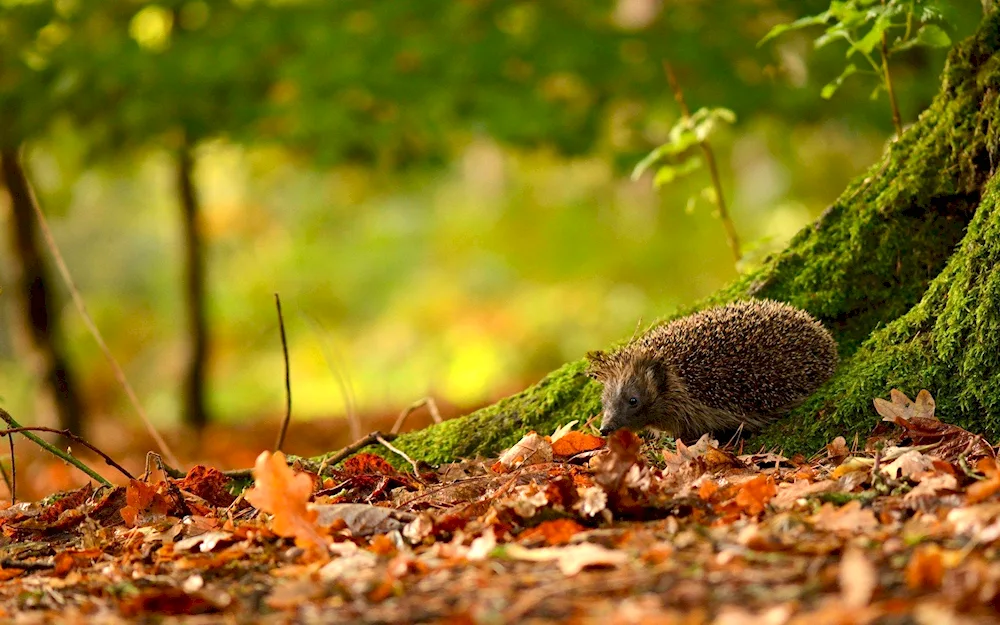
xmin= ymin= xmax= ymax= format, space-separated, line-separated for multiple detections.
xmin=382 ymin=10 xmax=1000 ymax=464
xmin=391 ymin=359 xmax=601 ymax=464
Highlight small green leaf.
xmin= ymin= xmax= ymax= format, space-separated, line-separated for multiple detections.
xmin=849 ymin=13 xmax=891 ymax=58
xmin=820 ymin=63 xmax=858 ymax=99
xmin=757 ymin=12 xmax=830 ymax=47
xmin=893 ymin=24 xmax=951 ymax=52
xmin=652 ymin=156 xmax=701 ymax=188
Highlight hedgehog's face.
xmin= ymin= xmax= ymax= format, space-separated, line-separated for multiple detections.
xmin=586 ymin=351 xmax=663 ymax=436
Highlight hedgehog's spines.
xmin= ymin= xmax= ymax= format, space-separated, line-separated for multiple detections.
xmin=594 ymin=299 xmax=839 ymax=439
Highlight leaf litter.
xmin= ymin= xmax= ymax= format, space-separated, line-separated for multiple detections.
xmin=2 ymin=389 xmax=1000 ymax=622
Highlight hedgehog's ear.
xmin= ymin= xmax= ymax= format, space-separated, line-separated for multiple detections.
xmin=644 ymin=359 xmax=669 ymax=392
xmin=585 ymin=350 xmax=609 ymax=381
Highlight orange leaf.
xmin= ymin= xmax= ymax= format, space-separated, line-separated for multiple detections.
xmin=734 ymin=475 xmax=776 ymax=516
xmin=967 ymin=474 xmax=1000 ymax=504
xmin=244 ymin=451 xmax=327 ymax=551
xmin=905 ymin=545 xmax=944 ymax=590
xmin=121 ymin=480 xmax=170 ymax=528
xmin=518 ymin=519 xmax=586 ymax=546
xmin=698 ymin=480 xmax=719 ymax=501
xmin=551 ymin=432 xmax=605 ymax=458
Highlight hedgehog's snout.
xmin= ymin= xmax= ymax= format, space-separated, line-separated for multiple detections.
xmin=599 ymin=423 xmax=615 ymax=436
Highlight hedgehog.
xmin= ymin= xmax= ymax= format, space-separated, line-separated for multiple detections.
xmin=586 ymin=299 xmax=838 ymax=441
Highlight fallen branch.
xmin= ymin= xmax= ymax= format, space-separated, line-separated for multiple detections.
xmin=0 ymin=408 xmax=134 ymax=485
xmin=23 ymin=163 xmax=181 ymax=469
xmin=274 ymin=293 xmax=292 ymax=453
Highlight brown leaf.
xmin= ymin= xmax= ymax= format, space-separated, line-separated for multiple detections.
xmin=244 ymin=451 xmax=327 ymax=550
xmin=811 ymin=500 xmax=878 ymax=532
xmin=176 ymin=466 xmax=236 ymax=508
xmin=496 ymin=432 xmax=553 ymax=471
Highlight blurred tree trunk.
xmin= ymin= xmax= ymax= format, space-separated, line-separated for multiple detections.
xmin=356 ymin=9 xmax=1000 ymax=465
xmin=177 ymin=141 xmax=210 ymax=431
xmin=0 ymin=147 xmax=85 ymax=434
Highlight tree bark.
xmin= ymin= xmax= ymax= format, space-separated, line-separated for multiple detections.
xmin=367 ymin=10 xmax=1000 ymax=465
xmin=0 ymin=147 xmax=85 ymax=434
xmin=177 ymin=141 xmax=210 ymax=431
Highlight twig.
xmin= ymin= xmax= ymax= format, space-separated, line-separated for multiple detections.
xmin=375 ymin=434 xmax=423 ymax=480
xmin=392 ymin=397 xmax=443 ymax=434
xmin=21 ymin=153 xmax=181 ymax=469
xmin=0 ymin=409 xmax=120 ymax=485
xmin=0 ymin=559 xmax=55 ymax=571
xmin=316 ymin=431 xmax=399 ymax=476
xmin=880 ymin=0 xmax=902 ymax=137
xmin=663 ymin=61 xmax=741 ymax=264
xmin=274 ymin=293 xmax=292 ymax=453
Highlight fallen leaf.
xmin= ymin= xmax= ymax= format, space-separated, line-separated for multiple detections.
xmin=504 ymin=543 xmax=628 ymax=576
xmin=811 ymin=500 xmax=879 ymax=532
xmin=244 ymin=451 xmax=327 ymax=551
xmin=874 ymin=388 xmax=935 ymax=422
xmin=881 ymin=449 xmax=934 ymax=480
xmin=905 ymin=544 xmax=944 ymax=590
xmin=772 ymin=479 xmax=839 ymax=510
xmin=551 ymin=431 xmax=605 ymax=458
xmin=734 ymin=474 xmax=776 ymax=516
xmin=517 ymin=519 xmax=586 ymax=546
xmin=314 ymin=503 xmax=414 ymax=536
xmin=121 ymin=480 xmax=170 ymax=528
xmin=496 ymin=432 xmax=553 ymax=471
xmin=839 ymin=546 xmax=877 ymax=608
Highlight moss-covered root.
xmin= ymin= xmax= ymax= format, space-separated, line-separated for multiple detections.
xmin=756 ymin=170 xmax=1000 ymax=452
xmin=391 ymin=359 xmax=601 ymax=465
xmin=386 ymin=11 xmax=1000 ymax=465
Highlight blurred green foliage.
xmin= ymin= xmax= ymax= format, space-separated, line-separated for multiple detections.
xmin=0 ymin=0 xmax=984 ymax=428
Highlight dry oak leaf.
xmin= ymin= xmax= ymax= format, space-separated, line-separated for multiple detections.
xmin=811 ymin=500 xmax=879 ymax=533
xmin=874 ymin=388 xmax=936 ymax=422
xmin=551 ymin=431 xmax=605 ymax=458
xmin=504 ymin=543 xmax=628 ymax=576
xmin=881 ymin=449 xmax=935 ymax=480
xmin=244 ymin=450 xmax=327 ymax=551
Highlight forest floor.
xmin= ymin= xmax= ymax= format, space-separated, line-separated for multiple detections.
xmin=2 ymin=389 xmax=1000 ymax=624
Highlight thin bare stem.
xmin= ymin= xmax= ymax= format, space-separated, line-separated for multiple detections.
xmin=0 ymin=408 xmax=136 ymax=485
xmin=663 ymin=61 xmax=741 ymax=264
xmin=19 ymin=148 xmax=181 ymax=469
xmin=375 ymin=434 xmax=421 ymax=477
xmin=274 ymin=293 xmax=292 ymax=453
xmin=880 ymin=0 xmax=903 ymax=137
xmin=392 ymin=397 xmax=443 ymax=434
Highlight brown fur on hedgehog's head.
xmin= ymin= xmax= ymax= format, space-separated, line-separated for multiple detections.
xmin=586 ymin=348 xmax=673 ymax=436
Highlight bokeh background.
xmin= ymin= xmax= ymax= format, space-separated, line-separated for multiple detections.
xmin=0 ymin=0 xmax=983 ymax=482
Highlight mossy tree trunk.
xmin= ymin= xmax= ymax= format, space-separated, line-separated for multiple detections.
xmin=367 ymin=11 xmax=1000 ymax=465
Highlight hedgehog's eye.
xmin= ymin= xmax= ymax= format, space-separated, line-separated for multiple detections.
xmin=628 ymin=397 xmax=638 ymax=406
